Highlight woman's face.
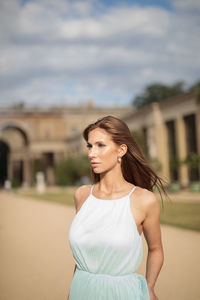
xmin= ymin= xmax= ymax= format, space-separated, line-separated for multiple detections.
xmin=87 ymin=128 xmax=121 ymax=173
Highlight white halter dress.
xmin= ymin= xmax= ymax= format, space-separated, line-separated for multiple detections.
xmin=68 ymin=184 xmax=150 ymax=299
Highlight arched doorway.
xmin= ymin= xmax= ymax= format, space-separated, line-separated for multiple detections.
xmin=0 ymin=125 xmax=31 ymax=187
xmin=0 ymin=140 xmax=10 ymax=187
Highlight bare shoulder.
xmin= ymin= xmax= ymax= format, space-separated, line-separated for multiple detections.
xmin=74 ymin=184 xmax=92 ymax=212
xmin=133 ymin=186 xmax=160 ymax=214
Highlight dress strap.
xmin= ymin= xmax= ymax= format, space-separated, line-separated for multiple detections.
xmin=128 ymin=185 xmax=137 ymax=197
xmin=90 ymin=184 xmax=95 ymax=195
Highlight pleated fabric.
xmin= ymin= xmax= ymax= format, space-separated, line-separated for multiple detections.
xmin=68 ymin=184 xmax=150 ymax=300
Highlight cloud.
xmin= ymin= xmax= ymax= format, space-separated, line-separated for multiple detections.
xmin=172 ymin=0 xmax=200 ymax=11
xmin=0 ymin=0 xmax=199 ymax=107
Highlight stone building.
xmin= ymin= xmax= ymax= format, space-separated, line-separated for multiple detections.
xmin=123 ymin=92 xmax=200 ymax=187
xmin=0 ymin=102 xmax=130 ymax=187
xmin=71 ymin=92 xmax=200 ymax=187
xmin=0 ymin=92 xmax=199 ymax=188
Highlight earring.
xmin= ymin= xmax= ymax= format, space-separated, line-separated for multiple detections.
xmin=117 ymin=156 xmax=121 ymax=162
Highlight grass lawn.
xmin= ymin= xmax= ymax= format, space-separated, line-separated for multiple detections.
xmin=19 ymin=190 xmax=200 ymax=232
xmin=19 ymin=190 xmax=75 ymax=207
xmin=160 ymin=201 xmax=200 ymax=232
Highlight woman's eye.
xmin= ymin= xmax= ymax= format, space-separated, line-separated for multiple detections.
xmin=86 ymin=144 xmax=105 ymax=148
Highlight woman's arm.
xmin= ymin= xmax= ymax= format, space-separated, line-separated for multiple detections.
xmin=143 ymin=192 xmax=164 ymax=300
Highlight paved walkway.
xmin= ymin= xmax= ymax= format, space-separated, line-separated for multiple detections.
xmin=0 ymin=191 xmax=200 ymax=300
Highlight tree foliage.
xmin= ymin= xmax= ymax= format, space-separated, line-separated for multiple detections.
xmin=132 ymin=81 xmax=186 ymax=109
xmin=55 ymin=155 xmax=91 ymax=186
xmin=188 ymin=80 xmax=200 ymax=103
xmin=131 ymin=130 xmax=146 ymax=156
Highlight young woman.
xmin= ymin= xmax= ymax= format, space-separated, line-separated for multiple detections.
xmin=68 ymin=115 xmax=167 ymax=300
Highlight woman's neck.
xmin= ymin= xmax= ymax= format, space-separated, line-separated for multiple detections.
xmin=98 ymin=168 xmax=129 ymax=193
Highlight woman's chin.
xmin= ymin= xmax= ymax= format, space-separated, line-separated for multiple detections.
xmin=93 ymin=169 xmax=101 ymax=174
xmin=92 ymin=167 xmax=102 ymax=174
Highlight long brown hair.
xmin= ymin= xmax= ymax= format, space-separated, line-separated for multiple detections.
xmin=83 ymin=115 xmax=169 ymax=202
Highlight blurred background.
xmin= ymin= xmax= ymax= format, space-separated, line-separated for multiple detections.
xmin=0 ymin=0 xmax=200 ymax=299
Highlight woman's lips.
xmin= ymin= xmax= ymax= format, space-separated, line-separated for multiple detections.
xmin=91 ymin=162 xmax=100 ymax=166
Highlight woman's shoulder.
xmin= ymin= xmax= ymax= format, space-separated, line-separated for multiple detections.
xmin=74 ymin=184 xmax=92 ymax=197
xmin=74 ymin=184 xmax=92 ymax=211
xmin=135 ymin=186 xmax=157 ymax=199
xmin=133 ymin=186 xmax=160 ymax=210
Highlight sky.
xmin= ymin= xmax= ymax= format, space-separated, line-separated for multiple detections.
xmin=0 ymin=0 xmax=200 ymax=108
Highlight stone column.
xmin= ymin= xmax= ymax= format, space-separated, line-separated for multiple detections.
xmin=146 ymin=126 xmax=157 ymax=158
xmin=196 ymin=111 xmax=200 ymax=155
xmin=195 ymin=110 xmax=200 ymax=177
xmin=175 ymin=116 xmax=189 ymax=187
xmin=23 ymin=152 xmax=31 ymax=186
xmin=152 ymin=103 xmax=170 ymax=183
xmin=46 ymin=166 xmax=55 ymax=185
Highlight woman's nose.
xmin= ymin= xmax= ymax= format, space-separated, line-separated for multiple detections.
xmin=88 ymin=147 xmax=97 ymax=158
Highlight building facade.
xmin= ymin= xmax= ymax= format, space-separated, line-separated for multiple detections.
xmin=0 ymin=102 xmax=130 ymax=187
xmin=123 ymin=92 xmax=200 ymax=187
xmin=0 ymin=93 xmax=199 ymax=188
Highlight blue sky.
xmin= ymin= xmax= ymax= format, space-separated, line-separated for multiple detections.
xmin=0 ymin=0 xmax=200 ymax=108
xmin=99 ymin=0 xmax=172 ymax=10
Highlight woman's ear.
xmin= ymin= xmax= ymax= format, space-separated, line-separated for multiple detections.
xmin=119 ymin=144 xmax=127 ymax=157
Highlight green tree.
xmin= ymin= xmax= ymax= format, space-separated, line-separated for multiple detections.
xmin=131 ymin=130 xmax=146 ymax=155
xmin=188 ymin=80 xmax=200 ymax=103
xmin=182 ymin=152 xmax=200 ymax=170
xmin=132 ymin=81 xmax=185 ymax=109
xmin=55 ymin=155 xmax=91 ymax=186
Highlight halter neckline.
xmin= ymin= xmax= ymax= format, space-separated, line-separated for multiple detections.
xmin=90 ymin=184 xmax=137 ymax=201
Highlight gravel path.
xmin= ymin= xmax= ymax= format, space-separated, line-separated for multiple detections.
xmin=0 ymin=191 xmax=200 ymax=300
